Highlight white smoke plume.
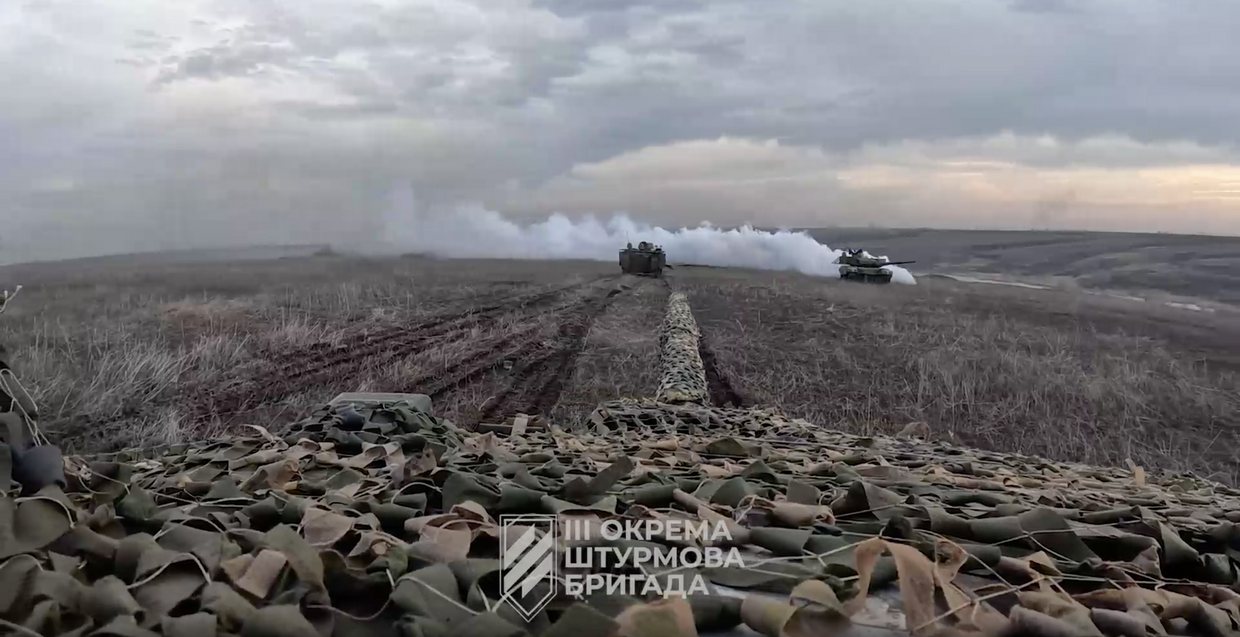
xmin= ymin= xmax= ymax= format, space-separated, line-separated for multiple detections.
xmin=381 ymin=185 xmax=916 ymax=285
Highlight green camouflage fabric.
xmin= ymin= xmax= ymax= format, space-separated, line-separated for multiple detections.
xmin=1 ymin=294 xmax=1239 ymax=636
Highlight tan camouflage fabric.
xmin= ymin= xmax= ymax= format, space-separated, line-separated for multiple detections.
xmin=1 ymin=293 xmax=1239 ymax=636
xmin=655 ymin=293 xmax=708 ymax=405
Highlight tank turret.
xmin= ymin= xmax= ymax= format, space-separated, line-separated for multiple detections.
xmin=835 ymin=249 xmax=914 ymax=284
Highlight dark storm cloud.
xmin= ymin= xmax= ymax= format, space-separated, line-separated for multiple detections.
xmin=150 ymin=0 xmax=1240 ymax=157
xmin=4 ymin=0 xmax=1240 ymax=265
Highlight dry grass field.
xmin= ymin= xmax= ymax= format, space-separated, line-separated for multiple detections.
xmin=807 ymin=227 xmax=1240 ymax=304
xmin=2 ymin=247 xmax=1238 ymax=485
xmin=677 ymin=267 xmax=1240 ymax=485
xmin=0 ymin=254 xmax=630 ymax=451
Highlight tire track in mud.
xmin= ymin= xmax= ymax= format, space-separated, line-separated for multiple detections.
xmin=670 ymin=278 xmax=745 ymax=408
xmin=81 ymin=278 xmax=608 ymax=435
xmin=260 ymin=279 xmax=595 ymax=381
xmin=394 ymin=325 xmax=543 ymax=399
xmin=469 ymin=281 xmax=630 ymax=426
xmin=698 ymin=331 xmax=747 ymax=408
xmin=185 ymin=278 xmax=612 ymax=423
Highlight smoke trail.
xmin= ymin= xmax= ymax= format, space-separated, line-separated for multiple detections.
xmin=382 ymin=186 xmax=916 ymax=285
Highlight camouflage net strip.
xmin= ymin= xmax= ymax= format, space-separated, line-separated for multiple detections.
xmin=3 ymin=296 xmax=1240 ymax=636
xmin=655 ymin=292 xmax=709 ymax=405
xmin=2 ymin=390 xmax=1240 ymax=636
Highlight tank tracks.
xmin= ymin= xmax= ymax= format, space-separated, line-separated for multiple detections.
xmin=40 ymin=278 xmax=1240 ymax=637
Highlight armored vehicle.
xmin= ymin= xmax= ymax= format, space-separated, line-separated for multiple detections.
xmin=619 ymin=241 xmax=667 ymax=277
xmin=836 ymin=249 xmax=915 ymax=284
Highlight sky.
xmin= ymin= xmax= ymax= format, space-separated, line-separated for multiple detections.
xmin=4 ymin=0 xmax=1240 ymax=262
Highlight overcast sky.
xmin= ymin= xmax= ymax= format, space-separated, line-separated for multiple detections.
xmin=4 ymin=0 xmax=1240 ymax=261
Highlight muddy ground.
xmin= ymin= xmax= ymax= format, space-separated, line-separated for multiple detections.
xmin=2 ymin=253 xmax=1237 ymax=483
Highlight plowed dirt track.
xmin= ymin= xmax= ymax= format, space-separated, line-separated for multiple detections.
xmin=2 ymin=253 xmax=1239 ymax=484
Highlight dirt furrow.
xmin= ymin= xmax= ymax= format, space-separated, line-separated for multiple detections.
xmin=397 ymin=328 xmax=546 ymax=398
xmin=471 ymin=280 xmax=629 ymax=425
xmin=181 ymin=279 xmax=609 ymax=423
xmin=673 ymin=278 xmax=745 ymax=409
xmin=79 ymin=277 xmax=608 ymax=436
xmin=698 ymin=330 xmax=747 ymax=408
xmin=259 ymin=279 xmax=597 ymax=381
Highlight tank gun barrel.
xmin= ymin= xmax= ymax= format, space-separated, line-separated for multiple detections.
xmin=881 ymin=260 xmax=916 ymax=266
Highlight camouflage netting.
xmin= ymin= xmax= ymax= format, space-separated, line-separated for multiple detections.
xmin=655 ymin=292 xmax=708 ymax=405
xmin=4 ymin=397 xmax=1240 ymax=636
xmin=2 ymin=293 xmax=1240 ymax=636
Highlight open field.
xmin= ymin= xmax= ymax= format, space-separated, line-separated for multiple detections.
xmin=2 ymin=249 xmax=1238 ymax=485
xmin=806 ymin=227 xmax=1240 ymax=304
xmin=0 ymin=255 xmax=638 ymax=451
xmin=677 ymin=266 xmax=1240 ymax=484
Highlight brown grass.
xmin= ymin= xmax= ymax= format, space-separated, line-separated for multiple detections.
xmin=3 ymin=253 xmax=1238 ymax=486
xmin=550 ymin=280 xmax=668 ymax=426
xmin=0 ymin=255 xmax=616 ymax=450
xmin=805 ymin=227 xmax=1240 ymax=303
xmin=676 ymin=266 xmax=1240 ymax=485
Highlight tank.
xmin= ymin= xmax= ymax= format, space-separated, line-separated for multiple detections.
xmin=619 ymin=241 xmax=667 ymax=277
xmin=835 ymin=249 xmax=915 ymax=284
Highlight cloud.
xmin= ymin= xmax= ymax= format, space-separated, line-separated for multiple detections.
xmin=1009 ymin=0 xmax=1080 ymax=15
xmin=4 ymin=0 xmax=1240 ymax=264
xmin=497 ymin=135 xmax=1240 ymax=235
xmin=154 ymin=41 xmax=298 ymax=83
